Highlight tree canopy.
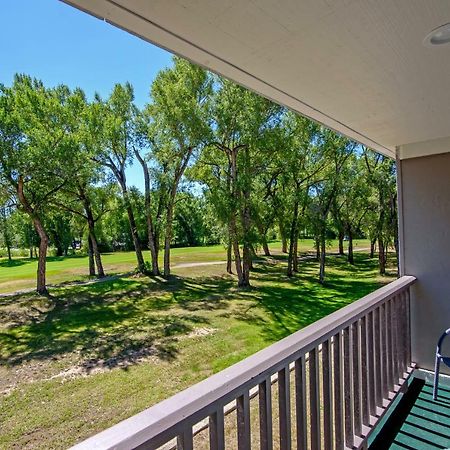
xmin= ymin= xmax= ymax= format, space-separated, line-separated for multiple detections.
xmin=0 ymin=58 xmax=398 ymax=293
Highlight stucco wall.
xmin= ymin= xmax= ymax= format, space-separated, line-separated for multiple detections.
xmin=400 ymin=152 xmax=450 ymax=371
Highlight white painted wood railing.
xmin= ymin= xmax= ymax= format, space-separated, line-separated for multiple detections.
xmin=71 ymin=276 xmax=416 ymax=450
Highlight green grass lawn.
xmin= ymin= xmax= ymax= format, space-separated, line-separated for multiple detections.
xmin=0 ymin=249 xmax=394 ymax=449
xmin=0 ymin=239 xmax=370 ymax=294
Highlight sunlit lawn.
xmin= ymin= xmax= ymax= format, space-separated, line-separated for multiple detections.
xmin=0 ymin=244 xmax=226 ymax=294
xmin=0 ymin=239 xmax=370 ymax=294
xmin=0 ymin=250 xmax=393 ymax=449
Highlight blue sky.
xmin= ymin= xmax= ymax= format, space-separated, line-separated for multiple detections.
xmin=0 ymin=0 xmax=174 ymax=190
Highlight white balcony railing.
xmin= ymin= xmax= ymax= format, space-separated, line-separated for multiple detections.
xmin=71 ymin=275 xmax=416 ymax=450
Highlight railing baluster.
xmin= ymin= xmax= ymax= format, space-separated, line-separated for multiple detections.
xmin=399 ymin=290 xmax=408 ymax=374
xmin=322 ymin=339 xmax=333 ymax=449
xmin=381 ymin=302 xmax=388 ymax=399
xmin=352 ymin=321 xmax=362 ymax=437
xmin=333 ymin=332 xmax=344 ymax=450
xmin=278 ymin=366 xmax=291 ymax=450
xmin=386 ymin=300 xmax=394 ymax=392
xmin=237 ymin=391 xmax=251 ymax=450
xmin=367 ymin=311 xmax=376 ymax=418
xmin=259 ymin=378 xmax=273 ymax=450
xmin=391 ymin=296 xmax=399 ymax=384
xmin=209 ymin=408 xmax=225 ymax=450
xmin=295 ymin=356 xmax=307 ymax=450
xmin=309 ymin=348 xmax=321 ymax=450
xmin=361 ymin=315 xmax=370 ymax=427
xmin=177 ymin=428 xmax=193 ymax=450
xmin=343 ymin=326 xmax=354 ymax=448
xmin=374 ymin=306 xmax=382 ymax=408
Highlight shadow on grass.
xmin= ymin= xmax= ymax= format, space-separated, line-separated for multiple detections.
xmin=0 ymin=275 xmax=234 ymax=370
xmin=0 ymin=259 xmax=31 ymax=268
xmin=0 ymin=253 xmax=395 ymax=372
xmin=0 ymin=253 xmax=91 ymax=269
xmin=234 ymin=253 xmax=395 ymax=342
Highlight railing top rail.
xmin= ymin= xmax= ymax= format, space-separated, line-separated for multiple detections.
xmin=71 ymin=275 xmax=416 ymax=450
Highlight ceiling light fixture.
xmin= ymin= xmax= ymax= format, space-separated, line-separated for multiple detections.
xmin=424 ymin=23 xmax=450 ymax=46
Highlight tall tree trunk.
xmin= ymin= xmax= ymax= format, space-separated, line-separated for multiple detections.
xmin=230 ymin=214 xmax=245 ymax=285
xmin=240 ymin=147 xmax=252 ymax=287
xmin=148 ymin=224 xmax=159 ymax=276
xmin=319 ymin=232 xmax=326 ymax=284
xmin=338 ymin=230 xmax=345 ymax=255
xmin=80 ymin=186 xmax=105 ymax=278
xmin=123 ymin=188 xmax=145 ymax=273
xmin=279 ymin=219 xmax=288 ymax=253
xmin=155 ymin=228 xmax=160 ymax=256
xmin=347 ymin=229 xmax=354 ymax=265
xmin=34 ymin=218 xmax=49 ymax=295
xmin=281 ymin=235 xmax=288 ymax=253
xmin=377 ymin=191 xmax=386 ymax=275
xmin=226 ymin=237 xmax=233 ymax=274
xmin=287 ymin=200 xmax=299 ymax=277
xmin=259 ymin=228 xmax=270 ymax=257
xmin=370 ymin=238 xmax=376 ymax=258
xmin=90 ymin=231 xmax=105 ymax=278
xmin=293 ymin=237 xmax=299 ymax=273
xmin=87 ymin=235 xmax=95 ymax=276
xmin=17 ymin=176 xmax=48 ymax=294
xmin=163 ymin=148 xmax=194 ymax=278
xmin=256 ymin=221 xmax=270 ymax=256
xmin=134 ymin=148 xmax=159 ymax=275
xmin=242 ymin=244 xmax=251 ymax=285
xmin=163 ymin=198 xmax=175 ymax=278
xmin=1 ymin=209 xmax=12 ymax=261
xmin=378 ymin=235 xmax=386 ymax=275
xmin=315 ymin=237 xmax=320 ymax=261
xmin=262 ymin=239 xmax=270 ymax=257
xmin=249 ymin=244 xmax=257 ymax=270
xmin=228 ymin=146 xmax=249 ymax=287
xmin=240 ymin=203 xmax=251 ymax=285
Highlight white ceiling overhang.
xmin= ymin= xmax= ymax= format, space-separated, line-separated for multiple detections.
xmin=62 ymin=0 xmax=450 ymax=159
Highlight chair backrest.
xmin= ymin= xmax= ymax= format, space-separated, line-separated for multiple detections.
xmin=437 ymin=328 xmax=450 ymax=355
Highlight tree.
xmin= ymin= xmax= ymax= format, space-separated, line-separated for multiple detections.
xmin=54 ymin=98 xmax=111 ymax=277
xmin=0 ymin=75 xmax=82 ymax=293
xmin=334 ymin=153 xmax=371 ymax=264
xmin=45 ymin=210 xmax=73 ymax=257
xmin=197 ymin=77 xmax=282 ymax=287
xmin=308 ymin=129 xmax=354 ymax=283
xmin=0 ymin=204 xmax=13 ymax=260
xmin=173 ymin=193 xmax=208 ymax=247
xmin=363 ymin=148 xmax=397 ymax=274
xmin=147 ymin=57 xmax=212 ymax=277
xmin=95 ymin=83 xmax=146 ymax=273
xmin=133 ymin=111 xmax=165 ymax=276
xmin=278 ymin=113 xmax=323 ymax=277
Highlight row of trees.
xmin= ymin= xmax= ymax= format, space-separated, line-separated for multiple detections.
xmin=0 ymin=190 xmax=220 ymax=256
xmin=0 ymin=57 xmax=398 ymax=294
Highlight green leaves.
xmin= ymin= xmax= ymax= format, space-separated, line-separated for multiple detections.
xmin=0 ymin=74 xmax=87 ymax=212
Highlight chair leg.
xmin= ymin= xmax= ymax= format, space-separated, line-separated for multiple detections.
xmin=433 ymin=356 xmax=441 ymax=400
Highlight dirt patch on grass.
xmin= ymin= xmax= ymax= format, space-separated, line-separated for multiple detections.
xmin=0 ymin=326 xmax=217 ymax=396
